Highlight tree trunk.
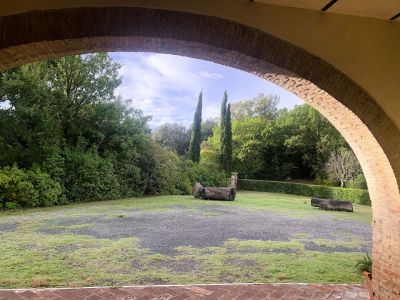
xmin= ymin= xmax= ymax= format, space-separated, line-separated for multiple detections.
xmin=201 ymin=187 xmax=236 ymax=201
xmin=193 ymin=182 xmax=236 ymax=201
xmin=311 ymin=197 xmax=353 ymax=212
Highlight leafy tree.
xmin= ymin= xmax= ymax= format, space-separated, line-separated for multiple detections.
xmin=201 ymin=117 xmax=217 ymax=141
xmin=45 ymin=53 xmax=121 ymax=142
xmin=231 ymin=93 xmax=279 ymax=121
xmin=209 ymin=117 xmax=266 ymax=177
xmin=0 ymin=63 xmax=62 ymax=168
xmin=208 ymin=102 xmax=354 ymax=182
xmin=0 ymin=53 xmax=159 ymax=206
xmin=188 ymin=92 xmax=202 ymax=162
xmin=264 ymin=105 xmax=347 ymax=179
xmin=325 ymin=148 xmax=361 ymax=187
xmin=153 ymin=123 xmax=190 ymax=155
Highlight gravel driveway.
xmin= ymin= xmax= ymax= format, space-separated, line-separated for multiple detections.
xmin=39 ymin=204 xmax=371 ymax=255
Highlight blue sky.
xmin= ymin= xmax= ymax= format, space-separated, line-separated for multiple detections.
xmin=110 ymin=52 xmax=303 ymax=128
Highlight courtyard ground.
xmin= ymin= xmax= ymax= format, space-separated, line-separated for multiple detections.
xmin=0 ymin=191 xmax=371 ymax=288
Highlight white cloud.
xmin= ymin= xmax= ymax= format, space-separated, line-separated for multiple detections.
xmin=199 ymin=71 xmax=223 ymax=80
xmin=113 ymin=53 xmax=223 ymax=128
xmin=111 ymin=52 xmax=304 ymax=129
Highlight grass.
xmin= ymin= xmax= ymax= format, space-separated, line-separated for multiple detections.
xmin=0 ymin=191 xmax=371 ymax=288
xmin=231 ymin=191 xmax=371 ymax=223
xmin=224 ymin=238 xmax=305 ymax=252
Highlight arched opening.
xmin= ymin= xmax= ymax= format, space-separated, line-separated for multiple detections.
xmin=1 ymin=7 xmax=399 ymax=299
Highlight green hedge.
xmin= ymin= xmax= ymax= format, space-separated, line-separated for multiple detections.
xmin=238 ymin=179 xmax=370 ymax=205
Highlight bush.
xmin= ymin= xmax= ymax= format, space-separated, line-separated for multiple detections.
xmin=348 ymin=174 xmax=368 ymax=190
xmin=145 ymin=144 xmax=192 ymax=195
xmin=144 ymin=143 xmax=229 ymax=196
xmin=28 ymin=167 xmax=65 ymax=206
xmin=186 ymin=161 xmax=229 ymax=189
xmin=238 ymin=179 xmax=370 ymax=205
xmin=0 ymin=166 xmax=62 ymax=209
xmin=63 ymin=147 xmax=120 ymax=201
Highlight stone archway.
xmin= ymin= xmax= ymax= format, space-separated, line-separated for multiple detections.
xmin=0 ymin=7 xmax=399 ymax=299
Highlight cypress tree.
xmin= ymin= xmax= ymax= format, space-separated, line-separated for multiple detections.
xmin=225 ymin=103 xmax=233 ymax=172
xmin=220 ymin=91 xmax=228 ymax=167
xmin=188 ymin=92 xmax=202 ymax=162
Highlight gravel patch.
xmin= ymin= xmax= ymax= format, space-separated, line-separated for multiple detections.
xmin=38 ymin=205 xmax=371 ymax=255
xmin=0 ymin=222 xmax=17 ymax=233
xmin=303 ymin=242 xmax=364 ymax=253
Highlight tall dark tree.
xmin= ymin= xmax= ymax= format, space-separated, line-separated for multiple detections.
xmin=220 ymin=91 xmax=228 ymax=167
xmin=225 ymin=104 xmax=233 ymax=172
xmin=189 ymin=92 xmax=202 ymax=162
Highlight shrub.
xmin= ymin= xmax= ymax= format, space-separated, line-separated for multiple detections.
xmin=0 ymin=166 xmax=62 ymax=209
xmin=186 ymin=161 xmax=229 ymax=189
xmin=147 ymin=144 xmax=192 ymax=195
xmin=238 ymin=179 xmax=370 ymax=205
xmin=63 ymin=147 xmax=120 ymax=201
xmin=0 ymin=167 xmax=37 ymax=208
xmin=145 ymin=143 xmax=229 ymax=195
xmin=27 ymin=167 xmax=64 ymax=206
xmin=348 ymin=174 xmax=368 ymax=190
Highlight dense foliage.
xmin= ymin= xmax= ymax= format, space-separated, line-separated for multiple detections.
xmin=0 ymin=54 xmax=226 ymax=208
xmin=238 ymin=179 xmax=370 ymax=205
xmin=153 ymin=92 xmax=365 ymax=193
xmin=0 ymin=166 xmax=63 ymax=209
xmin=206 ymin=93 xmax=364 ymax=186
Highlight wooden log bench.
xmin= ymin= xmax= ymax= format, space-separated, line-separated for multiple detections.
xmin=311 ymin=197 xmax=353 ymax=212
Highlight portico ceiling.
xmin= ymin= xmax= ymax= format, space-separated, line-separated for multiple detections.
xmin=256 ymin=0 xmax=400 ymax=21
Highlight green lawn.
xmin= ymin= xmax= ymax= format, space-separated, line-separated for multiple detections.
xmin=0 ymin=191 xmax=371 ymax=288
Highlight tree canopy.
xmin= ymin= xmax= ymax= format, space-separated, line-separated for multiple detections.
xmin=152 ymin=123 xmax=190 ymax=156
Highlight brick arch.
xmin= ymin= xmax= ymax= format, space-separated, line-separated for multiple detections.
xmin=0 ymin=7 xmax=399 ymax=299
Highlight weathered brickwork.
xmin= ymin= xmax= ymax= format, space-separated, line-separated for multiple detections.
xmin=0 ymin=7 xmax=399 ymax=299
xmin=0 ymin=284 xmax=369 ymax=299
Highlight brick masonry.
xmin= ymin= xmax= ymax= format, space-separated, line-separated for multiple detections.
xmin=0 ymin=7 xmax=399 ymax=299
xmin=0 ymin=284 xmax=369 ymax=300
